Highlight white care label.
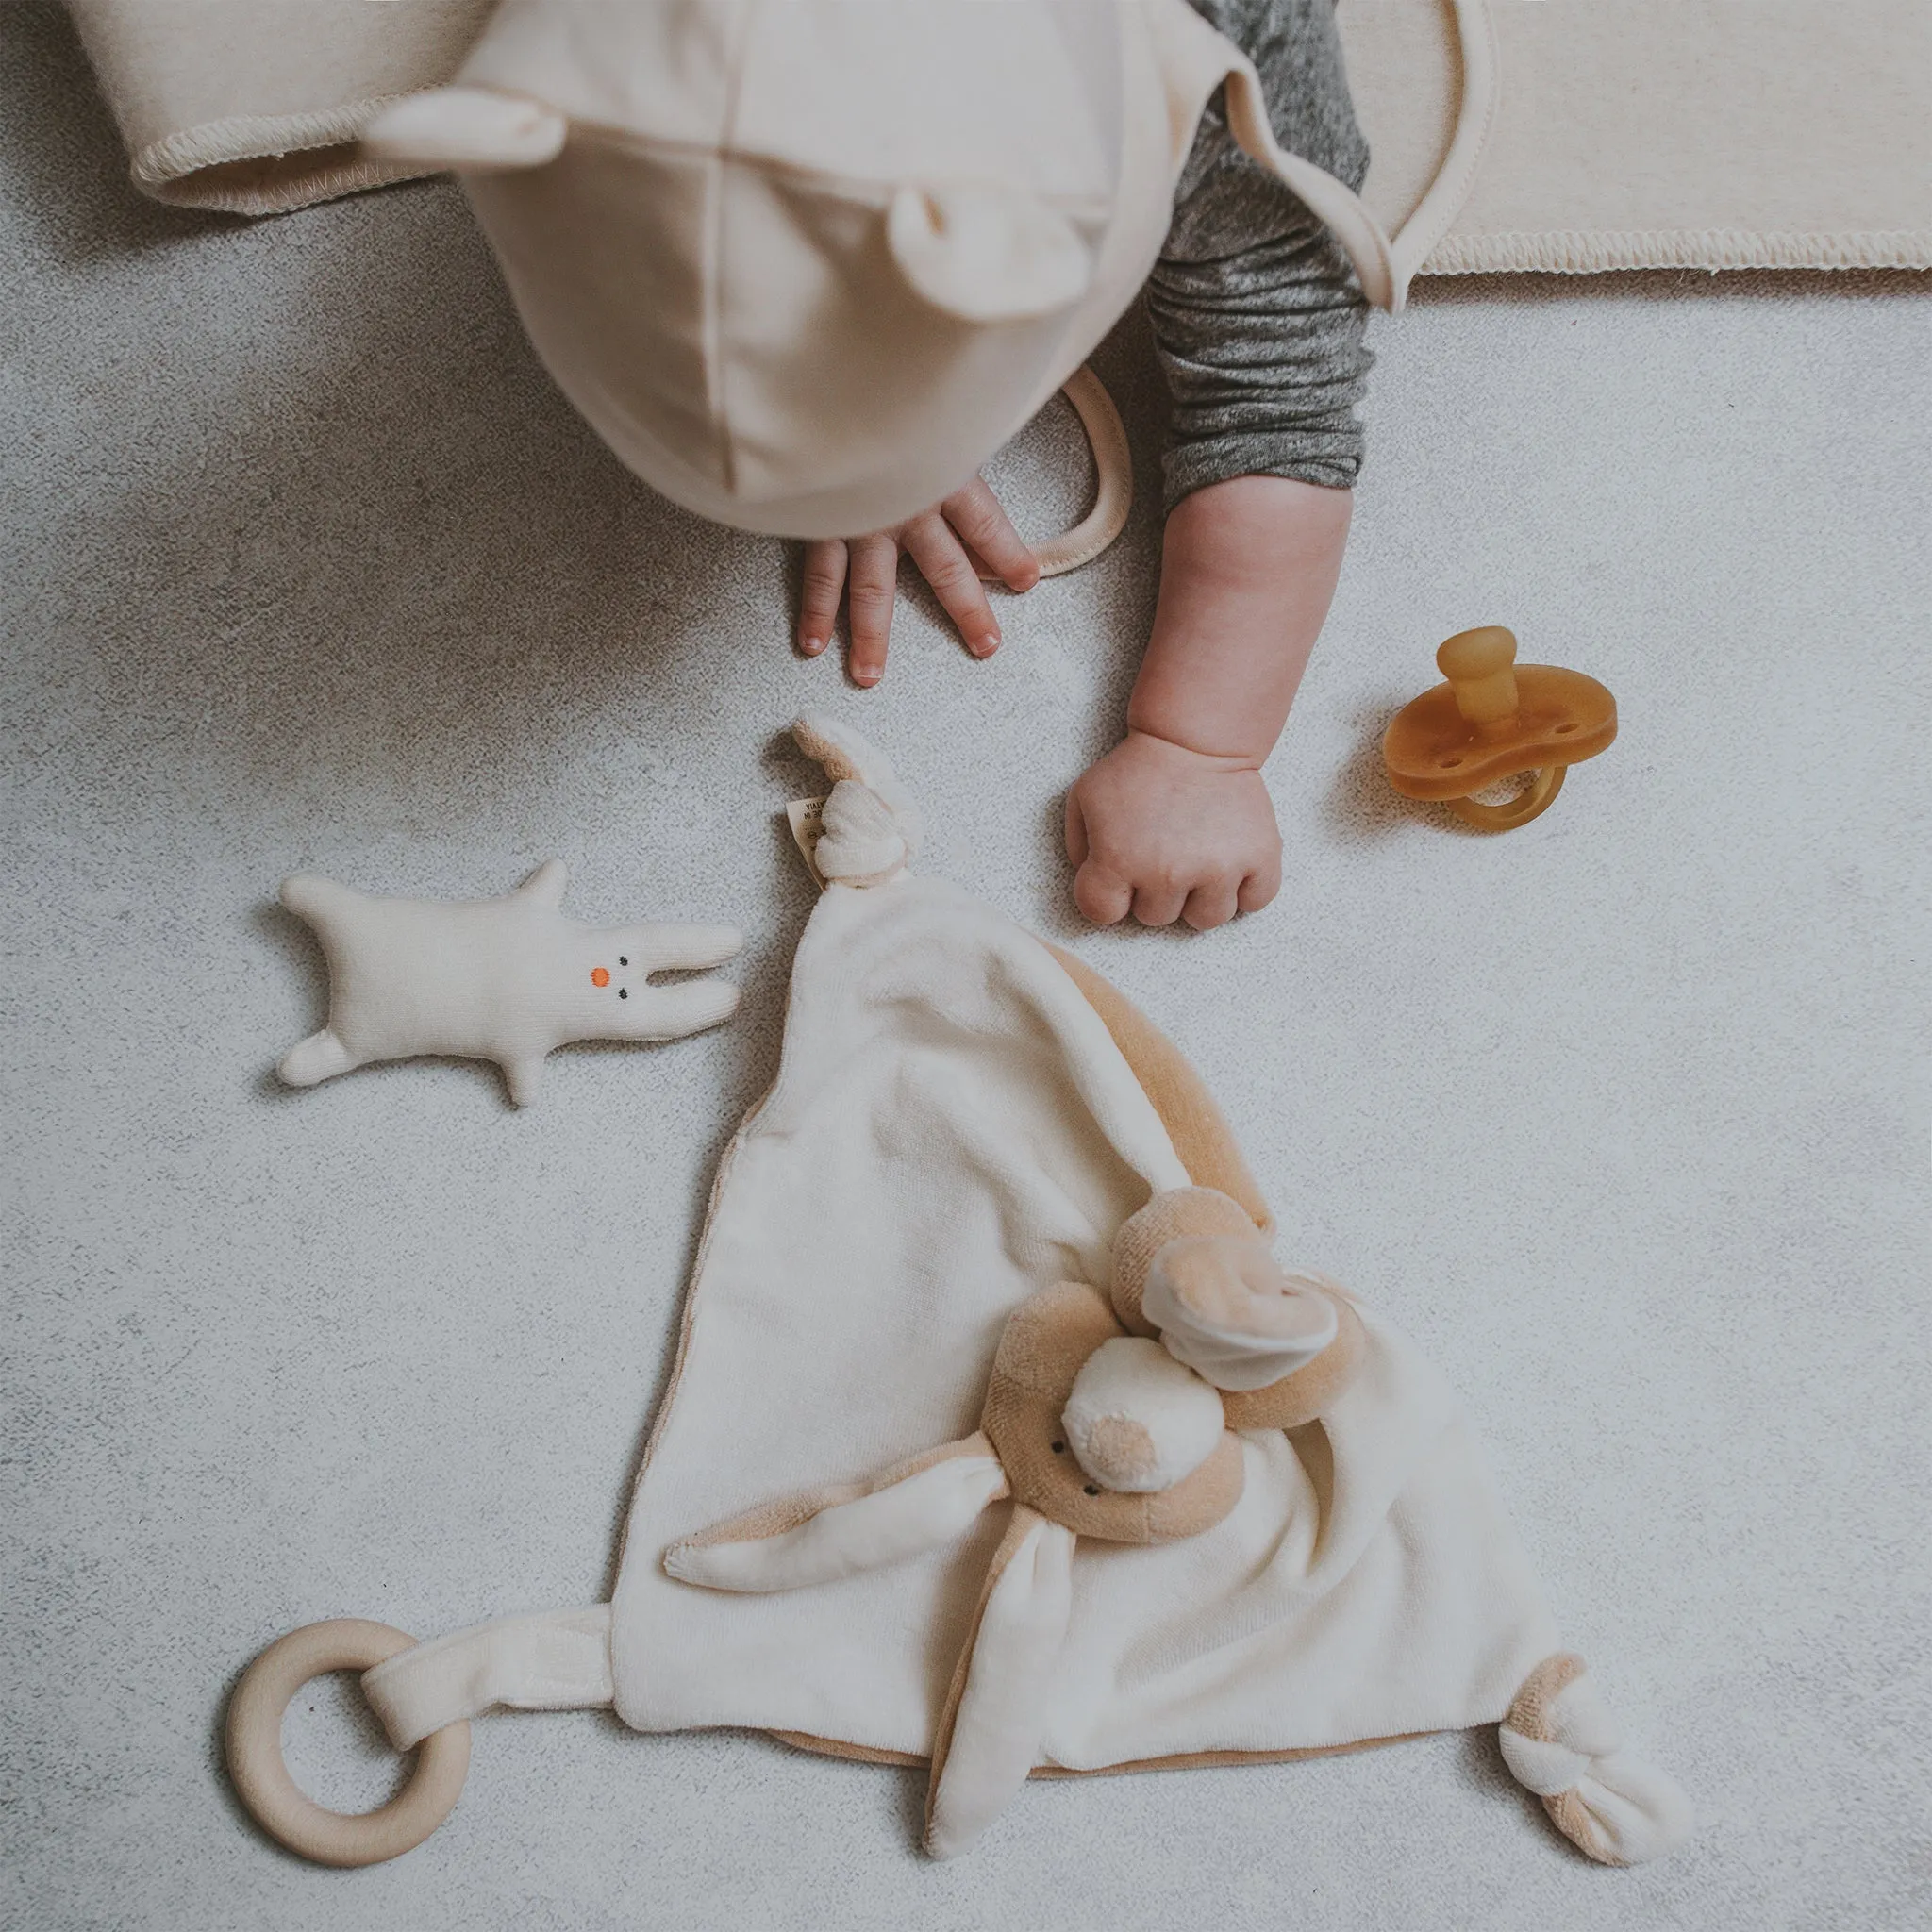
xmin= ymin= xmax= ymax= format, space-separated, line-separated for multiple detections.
xmin=786 ymin=797 xmax=829 ymax=891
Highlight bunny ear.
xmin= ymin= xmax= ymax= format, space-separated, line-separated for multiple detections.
xmin=664 ymin=1437 xmax=1008 ymax=1592
xmin=924 ymin=1506 xmax=1076 ymax=1859
xmin=886 ymin=183 xmax=1092 ymax=323
xmin=361 ymin=87 xmax=568 ymax=172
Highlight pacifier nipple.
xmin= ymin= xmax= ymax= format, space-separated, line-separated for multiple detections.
xmin=1439 ymin=625 xmax=1524 ymax=730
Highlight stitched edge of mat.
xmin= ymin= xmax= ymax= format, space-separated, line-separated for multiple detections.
xmin=1422 ymin=228 xmax=1932 ymax=274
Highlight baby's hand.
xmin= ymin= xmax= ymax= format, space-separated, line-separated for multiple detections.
xmin=796 ymin=475 xmax=1040 ymax=687
xmin=1065 ymin=731 xmax=1282 ymax=930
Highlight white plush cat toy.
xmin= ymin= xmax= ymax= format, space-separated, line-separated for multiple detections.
xmin=278 ymin=860 xmax=741 ymax=1106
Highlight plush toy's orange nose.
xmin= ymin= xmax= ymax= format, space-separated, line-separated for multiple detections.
xmin=591 ymin=967 xmax=610 ymax=988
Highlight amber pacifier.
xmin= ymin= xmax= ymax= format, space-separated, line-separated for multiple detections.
xmin=1382 ymin=626 xmax=1616 ymax=831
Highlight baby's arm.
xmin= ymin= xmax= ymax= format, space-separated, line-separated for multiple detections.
xmin=1069 ymin=0 xmax=1372 ymax=929
xmin=1066 ymin=474 xmax=1347 ymax=928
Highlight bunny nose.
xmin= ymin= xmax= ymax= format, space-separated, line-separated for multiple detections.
xmin=591 ymin=967 xmax=610 ymax=988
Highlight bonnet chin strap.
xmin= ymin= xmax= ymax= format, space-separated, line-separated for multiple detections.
xmin=1145 ymin=0 xmax=1498 ymax=312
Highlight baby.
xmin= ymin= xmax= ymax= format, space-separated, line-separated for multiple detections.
xmin=799 ymin=0 xmax=1371 ymax=933
xmin=367 ymin=0 xmax=1377 ymax=933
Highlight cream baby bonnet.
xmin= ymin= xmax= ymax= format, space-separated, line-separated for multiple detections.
xmin=364 ymin=0 xmax=1491 ymax=538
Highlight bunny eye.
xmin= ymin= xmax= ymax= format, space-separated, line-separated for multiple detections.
xmin=618 ymin=956 xmax=628 ymax=966
xmin=618 ymin=988 xmax=628 ymax=999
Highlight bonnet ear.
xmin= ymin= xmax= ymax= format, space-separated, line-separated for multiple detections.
xmin=886 ymin=183 xmax=1092 ymax=324
xmin=361 ymin=87 xmax=568 ymax=172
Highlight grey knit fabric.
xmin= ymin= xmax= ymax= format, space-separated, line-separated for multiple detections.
xmin=1154 ymin=0 xmax=1372 ymax=510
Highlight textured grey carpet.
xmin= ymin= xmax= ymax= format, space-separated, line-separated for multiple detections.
xmin=4 ymin=5 xmax=1928 ymax=1928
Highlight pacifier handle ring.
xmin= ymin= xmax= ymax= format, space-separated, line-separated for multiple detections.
xmin=1449 ymin=764 xmax=1566 ymax=831
xmin=225 ymin=1618 xmax=471 ymax=1867
xmin=1027 ymin=365 xmax=1134 ymax=579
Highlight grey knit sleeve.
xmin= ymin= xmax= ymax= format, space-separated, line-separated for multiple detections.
xmin=1149 ymin=0 xmax=1373 ymax=512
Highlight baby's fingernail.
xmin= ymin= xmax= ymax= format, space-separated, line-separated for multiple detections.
xmin=972 ymin=632 xmax=1000 ymax=658
xmin=853 ymin=667 xmax=881 ymax=688
xmin=798 ymin=633 xmax=824 ymax=657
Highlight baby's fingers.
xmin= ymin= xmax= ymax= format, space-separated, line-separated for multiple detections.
xmin=1074 ymin=860 xmax=1134 ymax=926
xmin=903 ymin=513 xmax=1000 ymax=659
xmin=944 ymin=476 xmax=1041 ymax=592
xmin=1236 ymin=854 xmax=1282 ymax=915
xmin=845 ymin=534 xmax=899 ymax=687
xmin=1065 ymin=794 xmax=1131 ymax=925
xmin=1181 ymin=878 xmax=1241 ymax=932
xmin=798 ymin=540 xmax=846 ymax=658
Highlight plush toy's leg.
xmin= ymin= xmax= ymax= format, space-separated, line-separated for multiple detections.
xmin=924 ymin=1505 xmax=1076 ymax=1859
xmin=666 ymin=1436 xmax=1008 ymax=1592
xmin=278 ymin=1028 xmax=358 ymax=1088
xmin=1501 ymin=1654 xmax=1693 ymax=1866
xmin=501 ymin=1055 xmax=547 ymax=1108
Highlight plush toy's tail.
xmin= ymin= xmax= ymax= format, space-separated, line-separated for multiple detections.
xmin=1502 ymin=1654 xmax=1693 ymax=1865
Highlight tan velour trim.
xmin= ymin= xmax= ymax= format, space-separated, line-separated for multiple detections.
xmin=770 ymin=1725 xmax=1423 ymax=1777
xmin=1505 ymin=1650 xmax=1589 ymax=1742
xmin=1043 ymin=943 xmax=1273 ymax=1234
xmin=1505 ymin=1651 xmax=1608 ymax=1861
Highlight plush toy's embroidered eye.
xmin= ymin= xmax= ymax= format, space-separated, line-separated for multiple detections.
xmin=619 ymin=989 xmax=628 ymax=999
xmin=591 ymin=967 xmax=610 ymax=987
xmin=619 ymin=957 xmax=628 ymax=966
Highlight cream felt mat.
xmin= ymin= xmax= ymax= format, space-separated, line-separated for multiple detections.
xmin=66 ymin=0 xmax=1932 ymax=271
xmin=1341 ymin=0 xmax=1932 ymax=272
xmin=64 ymin=0 xmax=494 ymax=216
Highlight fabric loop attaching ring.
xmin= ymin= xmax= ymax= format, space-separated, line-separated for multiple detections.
xmin=225 ymin=1618 xmax=471 ymax=1867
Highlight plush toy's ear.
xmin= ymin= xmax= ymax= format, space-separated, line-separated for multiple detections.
xmin=886 ymin=183 xmax=1091 ymax=323
xmin=361 ymin=87 xmax=568 ymax=172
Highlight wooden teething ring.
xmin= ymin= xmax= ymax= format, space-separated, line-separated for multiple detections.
xmin=1024 ymin=366 xmax=1134 ymax=578
xmin=225 ymin=1618 xmax=470 ymax=1866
